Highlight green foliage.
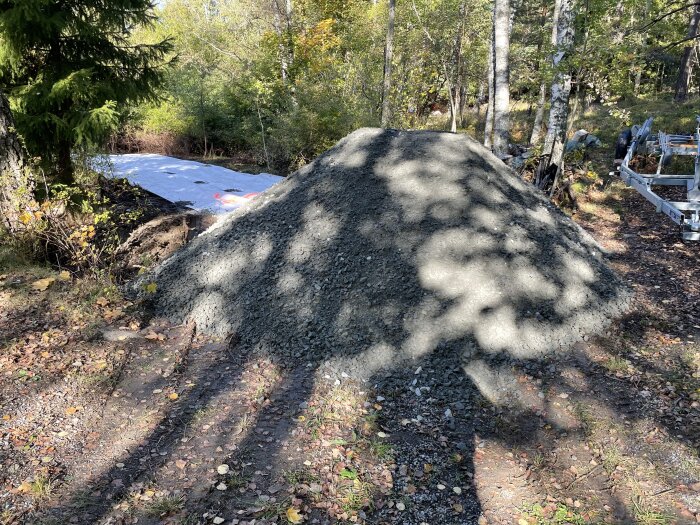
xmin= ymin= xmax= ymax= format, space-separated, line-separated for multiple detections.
xmin=0 ymin=0 xmax=172 ymax=180
xmin=5 ymin=158 xmax=147 ymax=276
xmin=520 ymin=503 xmax=588 ymax=525
xmin=111 ymin=0 xmax=697 ymax=171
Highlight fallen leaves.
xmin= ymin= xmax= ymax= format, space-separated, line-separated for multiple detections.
xmin=286 ymin=507 xmax=303 ymax=523
xmin=95 ymin=296 xmax=110 ymax=307
xmin=145 ymin=330 xmax=166 ymax=341
xmin=103 ymin=308 xmax=123 ymax=321
xmin=31 ymin=278 xmax=55 ymax=292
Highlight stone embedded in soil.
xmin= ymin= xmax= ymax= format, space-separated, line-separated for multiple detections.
xmin=145 ymin=128 xmax=631 ymax=378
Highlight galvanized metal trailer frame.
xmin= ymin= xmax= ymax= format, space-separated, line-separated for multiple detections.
xmin=617 ymin=116 xmax=700 ymax=241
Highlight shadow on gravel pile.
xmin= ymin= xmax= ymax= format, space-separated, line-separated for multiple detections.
xmin=149 ymin=127 xmax=631 ymax=371
xmin=40 ymin=129 xmax=635 ymax=524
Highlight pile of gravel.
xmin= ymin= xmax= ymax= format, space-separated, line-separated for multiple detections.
xmin=145 ymin=128 xmax=631 ymax=377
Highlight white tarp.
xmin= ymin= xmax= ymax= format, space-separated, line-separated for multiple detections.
xmin=101 ymin=153 xmax=284 ymax=214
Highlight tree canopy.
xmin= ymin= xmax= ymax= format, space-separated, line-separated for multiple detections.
xmin=0 ymin=0 xmax=171 ymax=182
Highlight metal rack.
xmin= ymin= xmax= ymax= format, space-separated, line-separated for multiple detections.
xmin=617 ymin=116 xmax=700 ymax=241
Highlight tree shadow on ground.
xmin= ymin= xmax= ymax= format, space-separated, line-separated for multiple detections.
xmin=33 ymin=129 xmax=698 ymax=524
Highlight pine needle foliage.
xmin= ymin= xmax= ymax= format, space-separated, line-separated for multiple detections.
xmin=0 ymin=0 xmax=173 ymax=182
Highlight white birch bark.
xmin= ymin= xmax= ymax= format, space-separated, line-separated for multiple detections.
xmin=492 ymin=0 xmax=511 ymax=157
xmin=542 ymin=0 xmax=575 ymax=176
xmin=381 ymin=0 xmax=395 ymax=128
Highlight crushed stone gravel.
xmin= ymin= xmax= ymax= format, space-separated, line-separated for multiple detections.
xmin=142 ymin=128 xmax=632 ymax=378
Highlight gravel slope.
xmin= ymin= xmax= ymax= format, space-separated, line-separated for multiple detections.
xmin=145 ymin=128 xmax=632 ymax=377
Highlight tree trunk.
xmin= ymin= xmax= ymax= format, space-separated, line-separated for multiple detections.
xmin=273 ymin=8 xmax=288 ymax=81
xmin=272 ymin=0 xmax=293 ymax=82
xmin=458 ymin=85 xmax=467 ymax=126
xmin=529 ymin=82 xmax=546 ymax=145
xmin=536 ymin=0 xmax=576 ymax=192
xmin=529 ymin=5 xmax=551 ymax=146
xmin=492 ymin=0 xmax=511 ymax=157
xmin=381 ymin=0 xmax=395 ymax=128
xmin=0 ymin=89 xmax=34 ymax=233
xmin=56 ymin=141 xmax=74 ymax=185
xmin=483 ymin=27 xmax=494 ymax=148
xmin=449 ymin=1 xmax=466 ymax=134
xmin=450 ymin=87 xmax=460 ymax=133
xmin=675 ymin=3 xmax=700 ymax=102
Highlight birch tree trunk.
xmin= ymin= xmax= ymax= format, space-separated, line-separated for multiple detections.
xmin=381 ymin=0 xmax=395 ymax=128
xmin=530 ymin=0 xmax=561 ymax=146
xmin=449 ymin=2 xmax=466 ymax=133
xmin=537 ymin=0 xmax=575 ymax=191
xmin=492 ymin=0 xmax=511 ymax=157
xmin=0 ymin=89 xmax=34 ymax=234
xmin=675 ymin=3 xmax=700 ymax=102
xmin=483 ymin=26 xmax=494 ymax=148
xmin=272 ymin=2 xmax=288 ymax=81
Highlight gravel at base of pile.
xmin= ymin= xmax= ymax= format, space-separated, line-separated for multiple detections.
xmin=145 ymin=128 xmax=632 ymax=378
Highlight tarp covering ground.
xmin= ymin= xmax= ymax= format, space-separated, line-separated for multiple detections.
xmin=100 ymin=154 xmax=284 ymax=213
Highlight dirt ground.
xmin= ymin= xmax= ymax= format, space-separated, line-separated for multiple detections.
xmin=0 ymin=176 xmax=699 ymax=524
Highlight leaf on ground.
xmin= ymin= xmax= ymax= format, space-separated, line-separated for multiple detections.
xmin=103 ymin=308 xmax=123 ymax=321
xmin=169 ymin=393 xmax=179 ymax=400
xmin=286 ymin=507 xmax=303 ymax=524
xmin=32 ymin=277 xmax=55 ymax=292
xmin=58 ymin=270 xmax=71 ymax=281
xmin=95 ymin=296 xmax=109 ymax=307
xmin=145 ymin=330 xmax=166 ymax=341
xmin=143 ymin=282 xmax=157 ymax=294
xmin=65 ymin=406 xmax=79 ymax=415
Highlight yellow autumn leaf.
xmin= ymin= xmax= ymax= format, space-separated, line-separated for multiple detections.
xmin=58 ymin=270 xmax=71 ymax=281
xmin=32 ymin=277 xmax=55 ymax=292
xmin=169 ymin=393 xmax=179 ymax=400
xmin=95 ymin=296 xmax=109 ymax=307
xmin=65 ymin=406 xmax=78 ymax=415
xmin=2 ymin=414 xmax=10 ymax=421
xmin=286 ymin=507 xmax=303 ymax=524
xmin=103 ymin=308 xmax=123 ymax=320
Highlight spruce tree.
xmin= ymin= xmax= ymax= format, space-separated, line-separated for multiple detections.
xmin=0 ymin=0 xmax=172 ymax=183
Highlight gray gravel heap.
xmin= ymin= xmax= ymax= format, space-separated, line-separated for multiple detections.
xmin=146 ymin=128 xmax=631 ymax=376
